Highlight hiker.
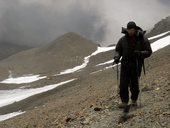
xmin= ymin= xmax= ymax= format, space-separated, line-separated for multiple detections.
xmin=113 ymin=21 xmax=152 ymax=108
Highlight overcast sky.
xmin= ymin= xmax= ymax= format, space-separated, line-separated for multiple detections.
xmin=0 ymin=0 xmax=169 ymax=47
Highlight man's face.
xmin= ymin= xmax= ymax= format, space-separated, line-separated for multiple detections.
xmin=127 ymin=28 xmax=136 ymax=37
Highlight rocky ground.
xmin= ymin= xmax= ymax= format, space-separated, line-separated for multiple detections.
xmin=0 ymin=44 xmax=169 ymax=127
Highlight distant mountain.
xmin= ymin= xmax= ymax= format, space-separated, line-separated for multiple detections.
xmin=147 ymin=16 xmax=170 ymax=37
xmin=0 ymin=32 xmax=97 ymax=79
xmin=0 ymin=41 xmax=32 ymax=60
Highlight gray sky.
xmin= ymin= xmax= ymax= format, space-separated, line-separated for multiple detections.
xmin=0 ymin=0 xmax=169 ymax=46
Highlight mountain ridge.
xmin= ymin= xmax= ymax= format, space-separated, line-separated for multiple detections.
xmin=147 ymin=16 xmax=170 ymax=37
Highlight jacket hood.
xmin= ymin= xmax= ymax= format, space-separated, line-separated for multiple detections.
xmin=121 ymin=26 xmax=146 ymax=36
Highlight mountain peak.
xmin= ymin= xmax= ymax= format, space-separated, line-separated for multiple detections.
xmin=59 ymin=32 xmax=82 ymax=38
xmin=40 ymin=32 xmax=97 ymax=54
xmin=52 ymin=32 xmax=94 ymax=45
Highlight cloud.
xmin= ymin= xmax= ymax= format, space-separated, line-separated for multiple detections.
xmin=0 ymin=0 xmax=169 ymax=46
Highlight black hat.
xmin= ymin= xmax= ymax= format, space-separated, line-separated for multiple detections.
xmin=127 ymin=21 xmax=137 ymax=29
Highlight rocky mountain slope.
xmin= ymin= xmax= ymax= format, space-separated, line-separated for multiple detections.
xmin=0 ymin=32 xmax=97 ymax=80
xmin=0 ymin=34 xmax=169 ymax=128
xmin=147 ymin=16 xmax=170 ymax=37
xmin=0 ymin=18 xmax=169 ymax=128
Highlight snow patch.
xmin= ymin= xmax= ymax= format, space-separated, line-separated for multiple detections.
xmin=0 ymin=74 xmax=47 ymax=84
xmin=0 ymin=111 xmax=25 ymax=122
xmin=151 ymin=35 xmax=170 ymax=52
xmin=148 ymin=31 xmax=170 ymax=40
xmin=90 ymin=46 xmax=115 ymax=56
xmin=90 ymin=64 xmax=118 ymax=75
xmin=96 ymin=59 xmax=114 ymax=66
xmin=0 ymin=78 xmax=77 ymax=107
xmin=58 ymin=46 xmax=115 ymax=75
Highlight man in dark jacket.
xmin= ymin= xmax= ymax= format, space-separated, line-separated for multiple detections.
xmin=114 ymin=21 xmax=152 ymax=108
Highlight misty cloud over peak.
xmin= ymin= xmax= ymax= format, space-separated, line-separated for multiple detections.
xmin=0 ymin=0 xmax=169 ymax=47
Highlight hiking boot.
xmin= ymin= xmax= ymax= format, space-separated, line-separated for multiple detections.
xmin=131 ymin=100 xmax=137 ymax=107
xmin=118 ymin=102 xmax=128 ymax=109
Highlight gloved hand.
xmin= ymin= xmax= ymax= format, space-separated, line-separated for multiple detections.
xmin=113 ymin=56 xmax=119 ymax=64
xmin=134 ymin=50 xmax=142 ymax=58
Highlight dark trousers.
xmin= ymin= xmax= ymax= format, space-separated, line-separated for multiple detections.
xmin=119 ymin=63 xmax=140 ymax=103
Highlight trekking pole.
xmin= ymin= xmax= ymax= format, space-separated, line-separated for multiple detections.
xmin=112 ymin=62 xmax=120 ymax=103
xmin=136 ymin=59 xmax=142 ymax=107
xmin=116 ymin=63 xmax=120 ymax=103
